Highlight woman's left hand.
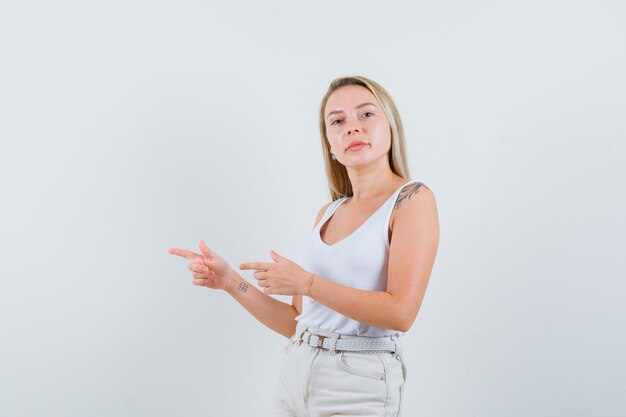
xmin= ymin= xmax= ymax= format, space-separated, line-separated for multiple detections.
xmin=239 ymin=250 xmax=311 ymax=295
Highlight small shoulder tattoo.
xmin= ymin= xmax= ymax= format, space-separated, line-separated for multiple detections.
xmin=394 ymin=182 xmax=429 ymax=210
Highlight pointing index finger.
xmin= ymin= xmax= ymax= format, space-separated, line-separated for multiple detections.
xmin=239 ymin=262 xmax=270 ymax=271
xmin=168 ymin=247 xmax=203 ymax=261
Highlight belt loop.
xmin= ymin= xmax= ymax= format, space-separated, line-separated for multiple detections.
xmin=394 ymin=338 xmax=404 ymax=360
xmin=328 ymin=333 xmax=340 ymax=356
xmin=390 ymin=335 xmax=399 ymax=356
xmin=294 ymin=323 xmax=306 ymax=342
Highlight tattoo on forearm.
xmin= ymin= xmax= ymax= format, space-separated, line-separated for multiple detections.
xmin=237 ymin=281 xmax=249 ymax=293
xmin=394 ymin=182 xmax=428 ymax=210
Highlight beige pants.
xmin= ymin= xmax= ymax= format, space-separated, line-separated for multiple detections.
xmin=273 ymin=325 xmax=407 ymax=417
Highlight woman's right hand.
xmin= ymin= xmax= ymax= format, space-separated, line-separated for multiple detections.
xmin=168 ymin=240 xmax=233 ymax=290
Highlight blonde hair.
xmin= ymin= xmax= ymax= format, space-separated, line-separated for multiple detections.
xmin=318 ymin=75 xmax=412 ymax=201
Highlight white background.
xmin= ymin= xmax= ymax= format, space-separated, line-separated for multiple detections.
xmin=1 ymin=1 xmax=625 ymax=416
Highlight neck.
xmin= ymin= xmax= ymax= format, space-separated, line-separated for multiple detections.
xmin=346 ymin=171 xmax=403 ymax=202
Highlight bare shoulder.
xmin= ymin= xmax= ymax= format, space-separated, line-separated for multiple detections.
xmin=390 ymin=182 xmax=437 ymax=229
xmin=396 ymin=182 xmax=434 ymax=208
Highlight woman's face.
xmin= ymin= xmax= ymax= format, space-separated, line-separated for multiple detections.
xmin=324 ymin=85 xmax=392 ymax=167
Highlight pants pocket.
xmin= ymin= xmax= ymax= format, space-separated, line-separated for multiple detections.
xmin=397 ymin=383 xmax=404 ymax=417
xmin=335 ymin=351 xmax=385 ymax=380
xmin=376 ymin=352 xmax=405 ymax=417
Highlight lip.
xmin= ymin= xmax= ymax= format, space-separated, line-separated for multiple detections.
xmin=345 ymin=140 xmax=368 ymax=151
xmin=347 ymin=143 xmax=367 ymax=152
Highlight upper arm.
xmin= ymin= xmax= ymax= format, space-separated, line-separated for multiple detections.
xmin=386 ymin=184 xmax=440 ymax=331
xmin=292 ymin=201 xmax=333 ymax=315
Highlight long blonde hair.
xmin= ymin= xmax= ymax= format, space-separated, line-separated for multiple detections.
xmin=318 ymin=75 xmax=412 ymax=201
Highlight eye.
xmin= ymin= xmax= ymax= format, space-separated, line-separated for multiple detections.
xmin=331 ymin=119 xmax=342 ymax=125
xmin=362 ymin=111 xmax=374 ymax=117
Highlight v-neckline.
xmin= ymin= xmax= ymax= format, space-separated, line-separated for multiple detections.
xmin=317 ymin=180 xmax=417 ymax=248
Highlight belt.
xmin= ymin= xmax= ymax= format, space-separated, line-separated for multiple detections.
xmin=294 ymin=328 xmax=399 ymax=354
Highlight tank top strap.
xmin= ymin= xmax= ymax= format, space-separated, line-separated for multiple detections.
xmin=317 ymin=196 xmax=349 ymax=229
xmin=382 ymin=179 xmax=423 ymax=231
xmin=393 ymin=180 xmax=422 ymax=204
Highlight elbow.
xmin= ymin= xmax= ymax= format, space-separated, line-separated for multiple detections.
xmin=396 ymin=320 xmax=412 ymax=333
xmin=388 ymin=315 xmax=410 ymax=333
xmin=388 ymin=321 xmax=411 ymax=333
xmin=387 ymin=292 xmax=422 ymax=332
xmin=395 ymin=308 xmax=418 ymax=333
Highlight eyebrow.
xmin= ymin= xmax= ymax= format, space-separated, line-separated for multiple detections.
xmin=326 ymin=102 xmax=378 ymax=120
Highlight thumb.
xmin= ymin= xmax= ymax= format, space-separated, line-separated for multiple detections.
xmin=269 ymin=249 xmax=282 ymax=261
xmin=199 ymin=240 xmax=214 ymax=260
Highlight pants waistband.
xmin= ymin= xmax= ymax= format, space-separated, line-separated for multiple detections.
xmin=292 ymin=321 xmax=403 ymax=357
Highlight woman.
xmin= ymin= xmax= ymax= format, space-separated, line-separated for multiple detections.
xmin=168 ymin=75 xmax=439 ymax=416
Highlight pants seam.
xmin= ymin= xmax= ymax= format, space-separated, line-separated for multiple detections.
xmin=378 ymin=353 xmax=390 ymax=417
xmin=303 ymin=347 xmax=320 ymax=410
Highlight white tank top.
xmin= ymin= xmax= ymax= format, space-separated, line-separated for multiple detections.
xmin=295 ymin=179 xmax=422 ymax=337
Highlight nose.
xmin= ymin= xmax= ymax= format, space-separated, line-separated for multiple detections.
xmin=345 ymin=118 xmax=361 ymax=136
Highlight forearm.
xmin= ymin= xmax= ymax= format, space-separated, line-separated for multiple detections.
xmin=224 ymin=268 xmax=298 ymax=339
xmin=309 ymin=275 xmax=408 ymax=332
